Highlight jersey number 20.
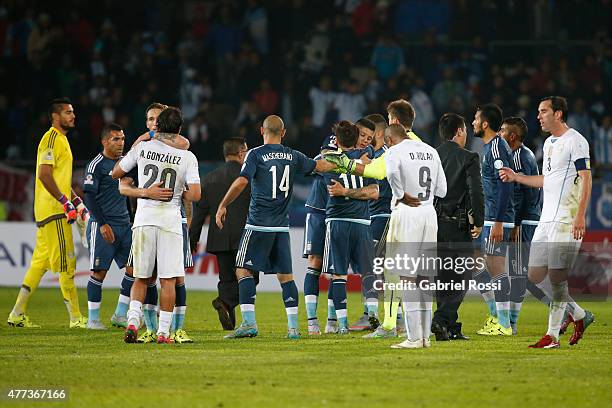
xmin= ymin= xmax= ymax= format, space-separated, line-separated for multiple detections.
xmin=142 ymin=163 xmax=177 ymax=201
xmin=270 ymin=165 xmax=290 ymax=199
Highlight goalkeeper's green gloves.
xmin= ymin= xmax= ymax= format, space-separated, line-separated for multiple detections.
xmin=322 ymin=149 xmax=356 ymax=174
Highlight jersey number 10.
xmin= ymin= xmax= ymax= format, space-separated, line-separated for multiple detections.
xmin=270 ymin=165 xmax=290 ymax=199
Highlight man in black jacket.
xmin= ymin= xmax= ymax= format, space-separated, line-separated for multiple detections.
xmin=190 ymin=138 xmax=250 ymax=330
xmin=432 ymin=113 xmax=484 ymax=340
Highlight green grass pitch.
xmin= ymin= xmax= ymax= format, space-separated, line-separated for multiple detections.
xmin=1 ymin=287 xmax=610 ymax=408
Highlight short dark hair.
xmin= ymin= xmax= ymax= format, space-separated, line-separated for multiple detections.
xmin=541 ymin=96 xmax=568 ymax=122
xmin=438 ymin=113 xmax=466 ymax=141
xmin=477 ymin=103 xmax=503 ymax=132
xmin=387 ymin=99 xmax=416 ymax=129
xmin=156 ymin=106 xmax=183 ymax=133
xmin=146 ymin=102 xmax=167 ymax=115
xmin=502 ymin=117 xmax=528 ymax=141
xmin=223 ymin=137 xmax=246 ymax=157
xmin=385 ymin=123 xmax=408 ymax=141
xmin=101 ymin=123 xmax=123 ymax=142
xmin=364 ymin=113 xmax=387 ymax=131
xmin=332 ymin=120 xmax=359 ymax=148
xmin=356 ymin=118 xmax=375 ymax=132
xmin=48 ymin=97 xmax=72 ymax=121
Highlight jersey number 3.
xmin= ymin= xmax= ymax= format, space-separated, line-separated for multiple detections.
xmin=270 ymin=165 xmax=290 ymax=199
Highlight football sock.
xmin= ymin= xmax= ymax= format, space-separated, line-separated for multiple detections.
xmin=509 ymin=276 xmax=527 ymax=326
xmin=566 ymin=299 xmax=586 ymax=321
xmin=492 ymin=272 xmax=511 ymax=328
xmin=304 ymin=268 xmax=320 ymax=322
xmin=547 ymin=281 xmax=569 ymax=339
xmin=403 ymin=302 xmax=422 ymax=342
xmin=382 ymin=271 xmax=401 ymax=330
xmin=474 ymin=270 xmax=497 ymax=317
xmin=11 ymin=285 xmax=33 ymax=317
xmin=127 ymin=300 xmax=142 ymax=328
xmin=331 ymin=279 xmax=348 ymax=329
xmin=87 ymin=276 xmax=103 ymax=322
xmin=327 ymin=282 xmax=337 ymax=321
xmin=527 ymin=280 xmax=550 ymax=305
xmin=173 ymin=283 xmax=187 ymax=331
xmin=157 ymin=310 xmax=173 ymax=337
xmin=59 ymin=271 xmax=82 ymax=320
xmin=281 ymin=280 xmax=299 ymax=330
xmin=420 ymin=301 xmax=433 ymax=340
xmin=361 ymin=273 xmax=378 ymax=317
xmin=238 ymin=276 xmax=257 ymax=325
xmin=114 ymin=273 xmax=134 ymax=318
xmin=143 ymin=283 xmax=158 ymax=332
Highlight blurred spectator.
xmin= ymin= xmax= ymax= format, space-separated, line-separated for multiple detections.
xmin=243 ymin=0 xmax=269 ymax=54
xmin=370 ymin=34 xmax=405 ymax=80
xmin=432 ymin=67 xmax=466 ymax=114
xmin=333 ymin=80 xmax=366 ymax=123
xmin=253 ymin=79 xmax=279 ymax=115
xmin=567 ymin=98 xmax=593 ymax=142
xmin=593 ymin=115 xmax=612 ymax=169
xmin=309 ymin=75 xmax=336 ymax=131
xmin=351 ymin=0 xmax=374 ymax=39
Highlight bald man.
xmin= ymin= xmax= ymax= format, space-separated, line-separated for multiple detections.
xmin=216 ymin=115 xmax=334 ymax=339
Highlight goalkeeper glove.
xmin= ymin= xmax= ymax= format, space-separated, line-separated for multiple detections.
xmin=57 ymin=194 xmax=77 ymax=224
xmin=322 ymin=150 xmax=356 ymax=174
xmin=71 ymin=196 xmax=90 ymax=248
xmin=71 ymin=196 xmax=90 ymax=223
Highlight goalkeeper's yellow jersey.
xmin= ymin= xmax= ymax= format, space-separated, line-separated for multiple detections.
xmin=363 ymin=131 xmax=421 ymax=180
xmin=34 ymin=127 xmax=73 ymax=225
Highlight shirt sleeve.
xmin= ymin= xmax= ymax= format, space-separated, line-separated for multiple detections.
xmin=571 ymin=134 xmax=591 ymax=170
xmin=38 ymin=135 xmax=63 ymax=167
xmin=433 ymin=151 xmax=447 ymax=198
xmin=185 ymin=153 xmax=200 ymax=185
xmin=295 ymin=150 xmax=316 ymax=175
xmin=82 ymin=162 xmax=100 ymax=194
xmin=363 ymin=154 xmax=387 ymax=180
xmin=385 ymin=150 xmax=404 ymax=200
xmin=239 ymin=149 xmax=258 ymax=181
xmin=119 ymin=145 xmax=139 ymax=173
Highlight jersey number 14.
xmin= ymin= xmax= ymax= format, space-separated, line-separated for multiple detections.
xmin=270 ymin=165 xmax=290 ymax=199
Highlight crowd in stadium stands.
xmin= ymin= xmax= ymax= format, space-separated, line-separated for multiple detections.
xmin=1 ymin=0 xmax=611 ymax=177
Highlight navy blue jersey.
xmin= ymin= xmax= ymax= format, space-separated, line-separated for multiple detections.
xmin=240 ymin=144 xmax=316 ymax=230
xmin=320 ymin=134 xmax=375 ymax=158
xmin=322 ymin=149 xmax=375 ymax=223
xmin=83 ymin=153 xmax=130 ymax=225
xmin=305 ymin=154 xmax=328 ymax=212
xmin=369 ymin=145 xmax=392 ymax=216
xmin=512 ymin=145 xmax=542 ymax=224
xmin=481 ymin=136 xmax=515 ymax=223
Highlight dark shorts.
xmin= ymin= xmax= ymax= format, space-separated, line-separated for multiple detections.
xmin=323 ymin=220 xmax=373 ymax=276
xmin=235 ymin=229 xmax=292 ymax=274
xmin=126 ymin=222 xmax=192 ymax=269
xmin=87 ymin=221 xmax=132 ymax=271
xmin=370 ymin=215 xmax=390 ymax=244
xmin=303 ymin=210 xmax=326 ymax=258
xmin=481 ymin=222 xmax=513 ymax=257
xmin=509 ymin=222 xmax=537 ymax=277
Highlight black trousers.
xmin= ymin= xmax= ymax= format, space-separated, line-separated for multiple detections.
xmin=214 ymin=250 xmax=260 ymax=311
xmin=433 ymin=220 xmax=472 ymax=329
xmin=214 ymin=251 xmax=240 ymax=310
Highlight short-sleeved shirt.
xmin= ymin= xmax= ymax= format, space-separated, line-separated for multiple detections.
xmin=512 ymin=145 xmax=542 ymax=224
xmin=240 ymin=144 xmax=316 ymax=230
xmin=83 ymin=153 xmax=130 ymax=225
xmin=369 ymin=145 xmax=392 ymax=216
xmin=305 ymin=155 xmax=328 ymax=213
xmin=34 ymin=127 xmax=73 ymax=225
xmin=481 ymin=135 xmax=515 ymax=223
xmin=540 ymin=128 xmax=590 ymax=224
xmin=322 ymin=148 xmax=376 ymax=223
xmin=119 ymin=139 xmax=200 ymax=234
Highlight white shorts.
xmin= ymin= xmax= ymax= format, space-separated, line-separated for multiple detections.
xmin=528 ymin=221 xmax=581 ymax=270
xmin=385 ymin=204 xmax=438 ymax=277
xmin=131 ymin=226 xmax=185 ymax=279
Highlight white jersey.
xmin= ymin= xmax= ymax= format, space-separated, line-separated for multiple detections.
xmin=540 ymin=128 xmax=590 ymax=224
xmin=385 ymin=139 xmax=447 ymax=209
xmin=119 ymin=139 xmax=200 ymax=234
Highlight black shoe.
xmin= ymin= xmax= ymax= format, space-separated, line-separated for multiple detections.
xmin=449 ymin=322 xmax=469 ymax=340
xmin=431 ymin=320 xmax=450 ymax=341
xmin=212 ymin=297 xmax=234 ymax=330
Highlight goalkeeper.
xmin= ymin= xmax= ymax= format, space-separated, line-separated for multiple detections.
xmin=8 ymin=98 xmax=88 ymax=328
xmin=325 ymin=99 xmax=423 ymax=183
